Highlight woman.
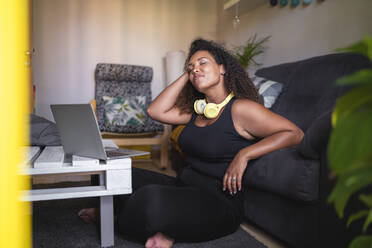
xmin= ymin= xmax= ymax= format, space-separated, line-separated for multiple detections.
xmin=80 ymin=39 xmax=304 ymax=248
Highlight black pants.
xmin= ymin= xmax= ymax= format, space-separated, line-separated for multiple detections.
xmin=115 ymin=167 xmax=244 ymax=242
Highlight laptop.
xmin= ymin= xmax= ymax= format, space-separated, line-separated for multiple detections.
xmin=50 ymin=104 xmax=150 ymax=161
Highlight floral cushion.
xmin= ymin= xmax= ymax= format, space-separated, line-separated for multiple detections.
xmin=103 ymin=96 xmax=147 ymax=126
xmin=95 ymin=64 xmax=164 ymax=133
xmin=252 ymin=76 xmax=283 ymax=108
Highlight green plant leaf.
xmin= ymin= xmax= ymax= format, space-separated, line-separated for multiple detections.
xmin=331 ymin=85 xmax=372 ymax=126
xmin=363 ymin=209 xmax=372 ymax=232
xmin=337 ymin=69 xmax=372 ymax=86
xmin=360 ymin=194 xmax=372 ymax=208
xmin=349 ymin=235 xmax=372 ymax=248
xmin=328 ymin=167 xmax=372 ymax=218
xmin=347 ymin=210 xmax=369 ymax=227
xmin=328 ymin=185 xmax=353 ymax=218
xmin=232 ymin=34 xmax=271 ymax=69
xmin=329 ymin=37 xmax=372 ymax=248
xmin=337 ymin=36 xmax=372 ymax=61
xmin=328 ymin=109 xmax=372 ymax=175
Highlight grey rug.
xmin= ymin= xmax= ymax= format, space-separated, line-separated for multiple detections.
xmin=33 ymin=198 xmax=267 ymax=248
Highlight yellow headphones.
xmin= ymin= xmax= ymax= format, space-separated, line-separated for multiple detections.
xmin=194 ymin=92 xmax=234 ymax=119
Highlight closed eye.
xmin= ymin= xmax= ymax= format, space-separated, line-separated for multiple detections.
xmin=187 ymin=57 xmax=209 ymax=72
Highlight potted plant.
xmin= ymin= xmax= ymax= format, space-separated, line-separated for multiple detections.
xmin=232 ymin=34 xmax=271 ymax=70
xmin=328 ymin=35 xmax=372 ymax=248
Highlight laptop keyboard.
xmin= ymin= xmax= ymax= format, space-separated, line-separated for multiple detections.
xmin=106 ymin=150 xmax=128 ymax=157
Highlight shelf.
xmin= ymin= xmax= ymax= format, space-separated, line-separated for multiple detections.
xmin=223 ymin=0 xmax=266 ymax=14
xmin=20 ymin=160 xmax=131 ymax=175
xmin=21 ymin=186 xmax=132 ymax=201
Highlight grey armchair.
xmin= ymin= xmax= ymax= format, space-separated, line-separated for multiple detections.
xmin=92 ymin=63 xmax=170 ymax=169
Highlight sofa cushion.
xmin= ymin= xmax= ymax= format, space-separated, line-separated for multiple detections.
xmin=243 ymin=147 xmax=319 ymax=202
xmin=255 ymin=53 xmax=372 ymax=131
xmin=103 ymin=95 xmax=147 ymax=126
xmin=95 ymin=63 xmax=164 ymax=133
xmin=30 ymin=114 xmax=61 ymax=146
xmin=255 ymin=59 xmax=299 ymax=85
xmin=298 ymin=110 xmax=332 ymax=159
xmin=243 ymin=187 xmax=319 ymax=248
xmin=251 ymin=76 xmax=283 ymax=108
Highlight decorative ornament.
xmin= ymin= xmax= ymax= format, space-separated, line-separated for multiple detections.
xmin=233 ymin=3 xmax=240 ymax=29
xmin=291 ymin=0 xmax=300 ymax=7
xmin=280 ymin=0 xmax=288 ymax=7
xmin=303 ymin=0 xmax=312 ymax=4
xmin=270 ymin=0 xmax=278 ymax=6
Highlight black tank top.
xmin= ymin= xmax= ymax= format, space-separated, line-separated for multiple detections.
xmin=178 ymin=98 xmax=256 ymax=179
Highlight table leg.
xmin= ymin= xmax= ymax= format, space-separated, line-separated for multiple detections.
xmin=100 ymin=195 xmax=114 ymax=248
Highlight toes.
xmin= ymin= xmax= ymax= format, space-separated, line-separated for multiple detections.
xmin=145 ymin=237 xmax=155 ymax=248
xmin=145 ymin=232 xmax=174 ymax=248
xmin=152 ymin=233 xmax=174 ymax=248
xmin=77 ymin=208 xmax=96 ymax=224
xmin=78 ymin=208 xmax=94 ymax=217
xmin=78 ymin=209 xmax=87 ymax=217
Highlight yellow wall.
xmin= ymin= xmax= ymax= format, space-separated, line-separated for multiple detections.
xmin=0 ymin=0 xmax=31 ymax=247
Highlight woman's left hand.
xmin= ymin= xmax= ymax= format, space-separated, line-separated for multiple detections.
xmin=223 ymin=151 xmax=249 ymax=195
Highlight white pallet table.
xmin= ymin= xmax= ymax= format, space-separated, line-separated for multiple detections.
xmin=21 ymin=160 xmax=131 ymax=175
xmin=72 ymin=155 xmax=99 ymax=166
xmin=33 ymin=146 xmax=65 ymax=168
xmin=21 ymin=146 xmax=41 ymax=166
xmin=21 ymin=186 xmax=132 ymax=201
xmin=20 ymin=144 xmax=132 ymax=248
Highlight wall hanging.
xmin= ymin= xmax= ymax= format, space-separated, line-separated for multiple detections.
xmin=291 ymin=0 xmax=300 ymax=7
xmin=270 ymin=0 xmax=278 ymax=6
xmin=280 ymin=0 xmax=288 ymax=7
xmin=233 ymin=2 xmax=240 ymax=29
xmin=271 ymin=0 xmax=324 ymax=7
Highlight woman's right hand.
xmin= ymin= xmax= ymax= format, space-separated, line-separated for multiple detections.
xmin=179 ymin=71 xmax=190 ymax=83
xmin=146 ymin=72 xmax=192 ymax=125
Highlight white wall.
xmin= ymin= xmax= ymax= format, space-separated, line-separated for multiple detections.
xmin=217 ymin=0 xmax=372 ymax=75
xmin=33 ymin=0 xmax=217 ymax=120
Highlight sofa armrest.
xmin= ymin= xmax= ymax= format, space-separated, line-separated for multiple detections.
xmin=243 ymin=147 xmax=319 ymax=202
xmin=297 ymin=110 xmax=332 ymax=159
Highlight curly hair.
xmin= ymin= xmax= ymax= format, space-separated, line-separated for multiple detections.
xmin=175 ymin=38 xmax=261 ymax=113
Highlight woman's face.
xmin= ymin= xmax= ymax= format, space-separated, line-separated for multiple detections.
xmin=187 ymin=50 xmax=225 ymax=92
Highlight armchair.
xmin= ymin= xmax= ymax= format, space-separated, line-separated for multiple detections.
xmin=92 ymin=63 xmax=171 ymax=169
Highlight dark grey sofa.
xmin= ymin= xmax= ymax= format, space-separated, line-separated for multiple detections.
xmin=171 ymin=53 xmax=372 ymax=248
xmin=242 ymin=53 xmax=371 ymax=248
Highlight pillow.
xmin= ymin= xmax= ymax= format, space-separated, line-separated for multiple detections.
xmin=251 ymin=76 xmax=283 ymax=108
xmin=103 ymin=96 xmax=147 ymax=126
xmin=297 ymin=110 xmax=332 ymax=159
xmin=30 ymin=114 xmax=61 ymax=146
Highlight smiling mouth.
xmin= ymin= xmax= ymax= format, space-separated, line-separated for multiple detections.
xmin=194 ymin=75 xmax=204 ymax=80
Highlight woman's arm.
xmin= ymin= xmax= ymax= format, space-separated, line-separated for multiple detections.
xmin=223 ymin=99 xmax=304 ymax=194
xmin=147 ymin=72 xmax=192 ymax=125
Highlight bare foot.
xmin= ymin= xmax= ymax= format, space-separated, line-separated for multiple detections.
xmin=78 ymin=208 xmax=97 ymax=224
xmin=145 ymin=232 xmax=174 ymax=248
